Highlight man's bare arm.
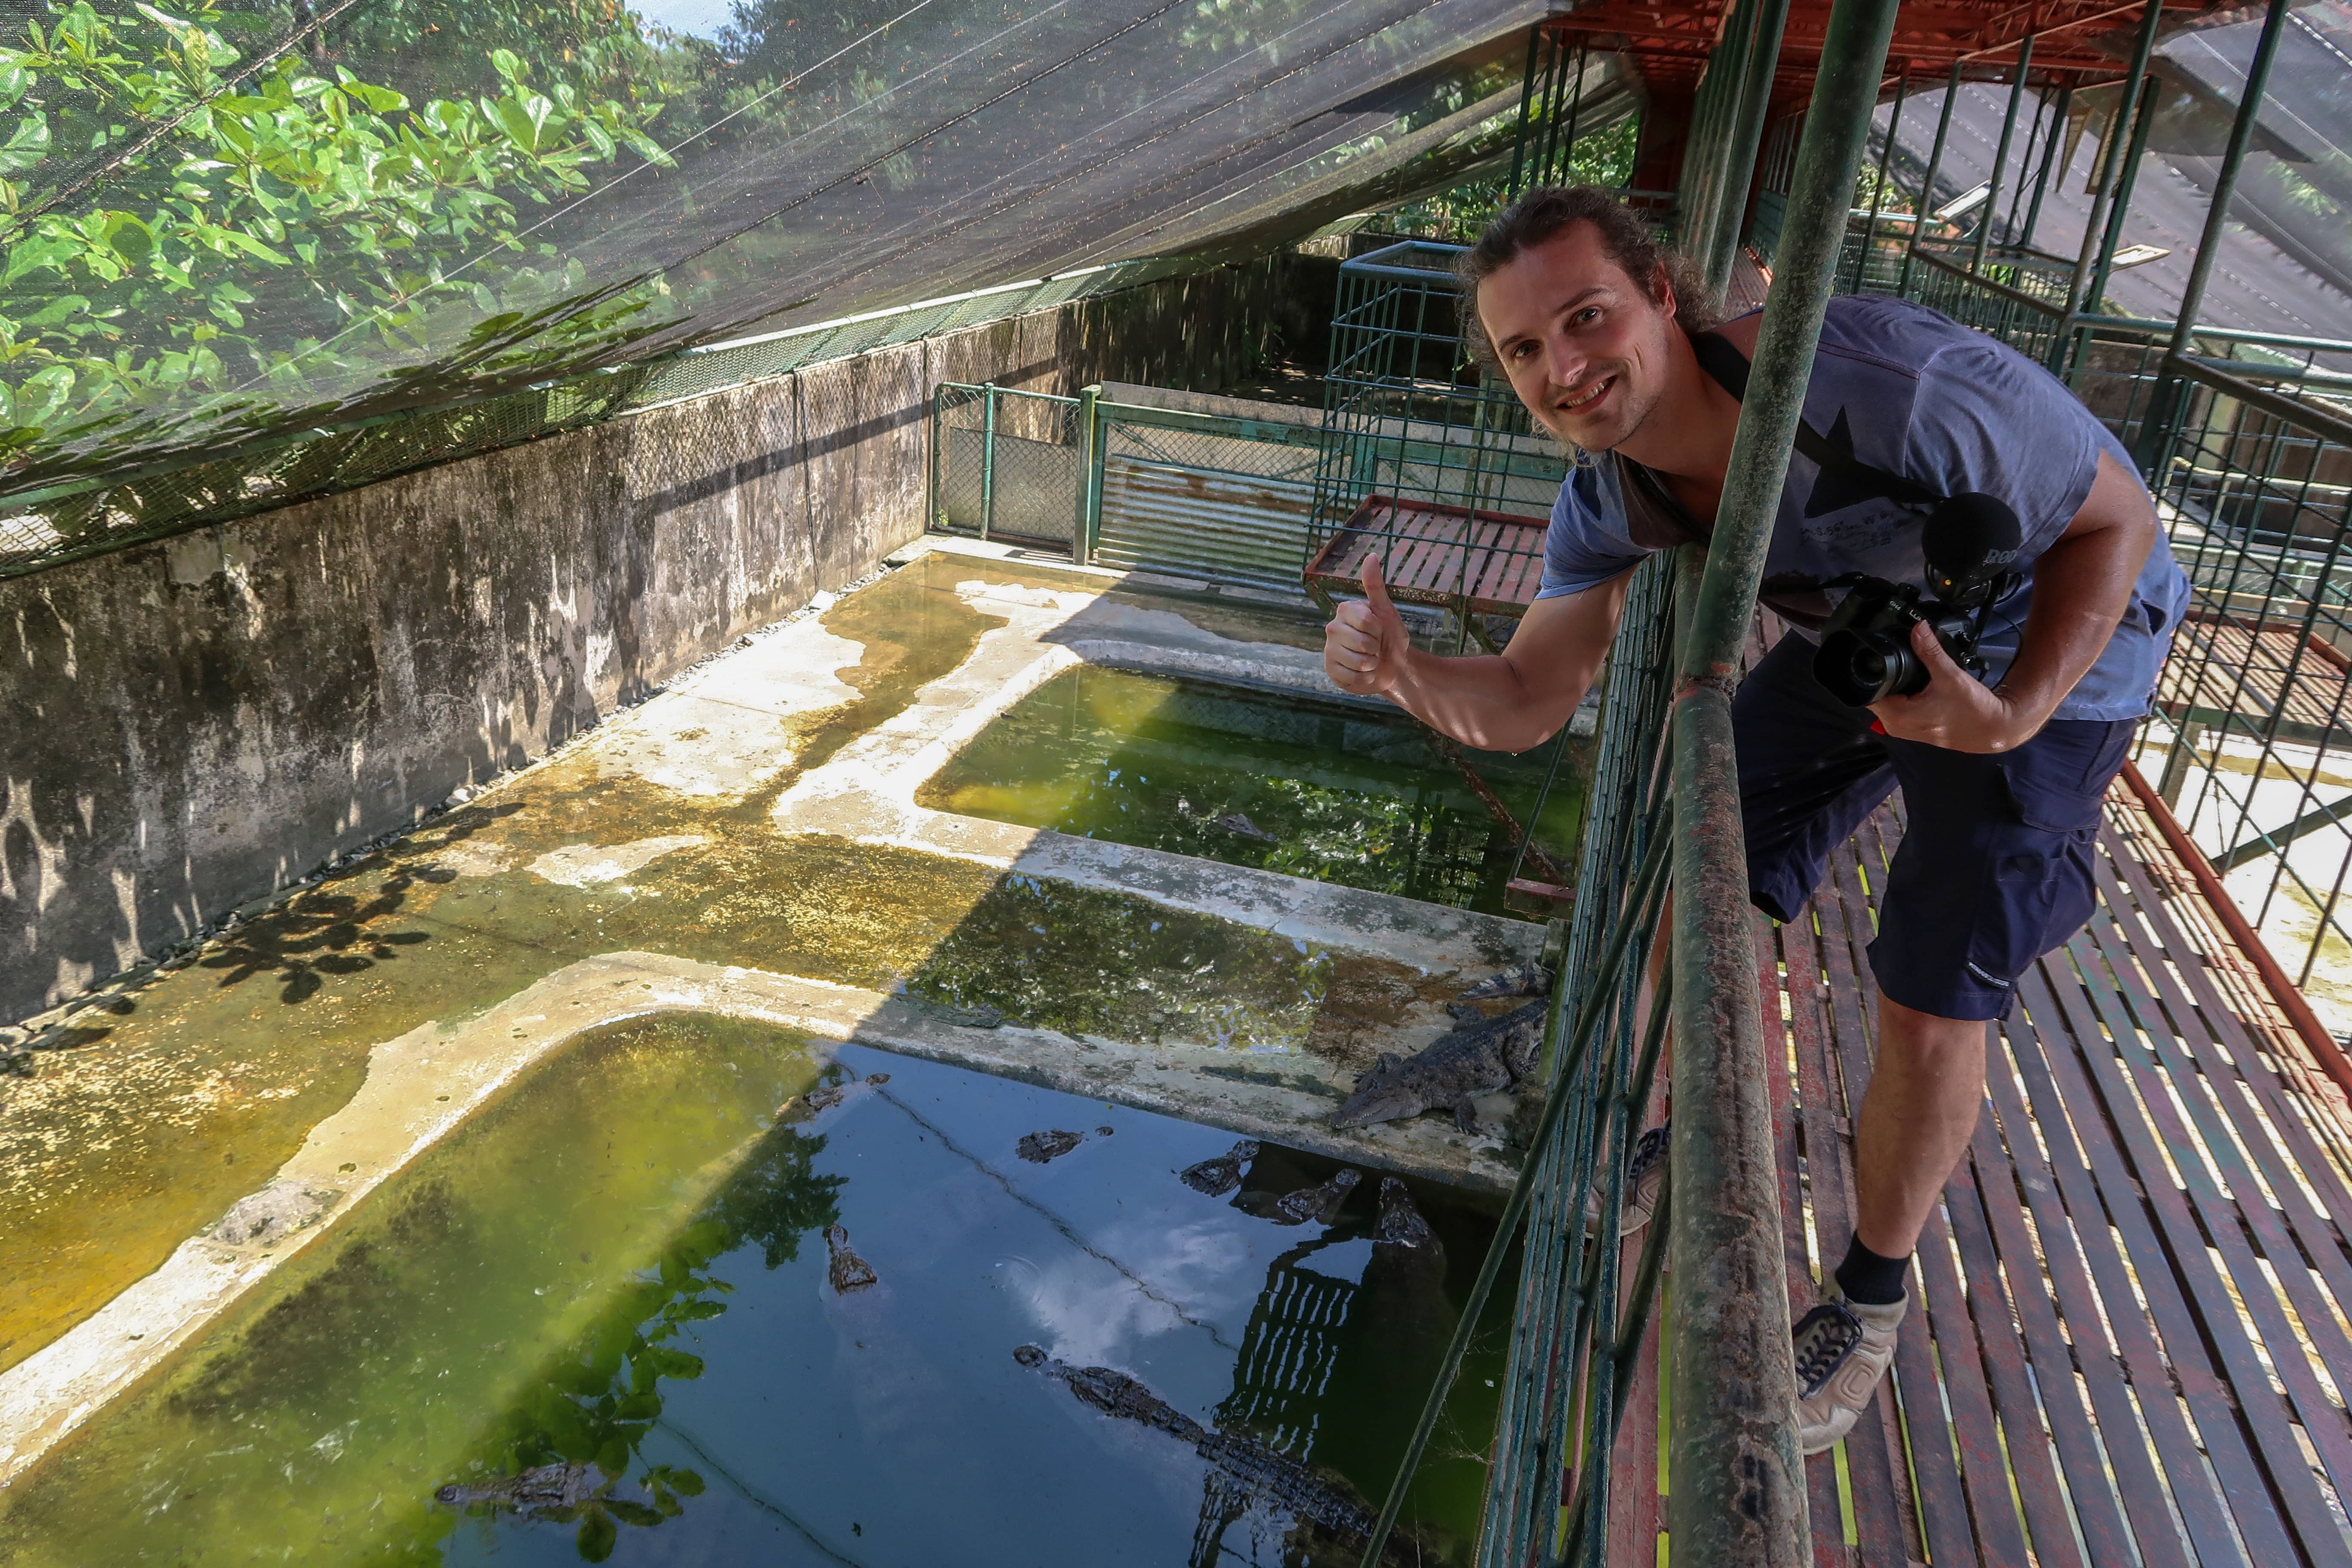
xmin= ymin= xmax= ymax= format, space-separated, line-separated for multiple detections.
xmin=1871 ymin=449 xmax=2158 ymax=750
xmin=1322 ymin=555 xmax=1632 ymax=752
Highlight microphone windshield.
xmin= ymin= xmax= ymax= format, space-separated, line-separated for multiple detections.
xmin=1923 ymin=492 xmax=2022 ymax=605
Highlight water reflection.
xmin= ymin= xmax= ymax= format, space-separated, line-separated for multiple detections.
xmin=0 ymin=1027 xmax=1509 ymax=1567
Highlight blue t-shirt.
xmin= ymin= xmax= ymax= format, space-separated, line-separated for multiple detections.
xmin=1537 ymin=295 xmax=2189 ymax=722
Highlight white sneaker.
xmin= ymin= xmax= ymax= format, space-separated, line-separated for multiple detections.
xmin=1584 ymin=1121 xmax=1668 ymax=1234
xmin=1793 ymin=1294 xmax=1905 ymax=1455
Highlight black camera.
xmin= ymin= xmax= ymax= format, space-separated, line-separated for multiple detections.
xmin=1813 ymin=580 xmax=1988 ymax=705
xmin=1811 ymin=492 xmax=2024 ymax=708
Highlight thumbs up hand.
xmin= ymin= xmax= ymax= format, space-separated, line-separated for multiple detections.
xmin=1324 ymin=552 xmax=1410 ymax=697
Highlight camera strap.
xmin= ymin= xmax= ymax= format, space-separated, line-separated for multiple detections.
xmin=1687 ymin=331 xmax=1943 ymax=510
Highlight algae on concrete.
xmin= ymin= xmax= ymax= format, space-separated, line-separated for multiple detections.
xmin=0 ymin=557 xmax=1524 ymax=1382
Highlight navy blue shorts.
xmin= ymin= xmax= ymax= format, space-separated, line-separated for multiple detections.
xmin=1734 ymin=633 xmax=2134 ymax=1021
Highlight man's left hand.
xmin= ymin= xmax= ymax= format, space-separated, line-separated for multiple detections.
xmin=1868 ymin=620 xmax=2043 ymax=753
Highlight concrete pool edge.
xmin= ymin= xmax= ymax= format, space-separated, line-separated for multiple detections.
xmin=0 ymin=949 xmax=1519 ymax=1491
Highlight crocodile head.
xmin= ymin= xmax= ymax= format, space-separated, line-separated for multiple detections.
xmin=1330 ymin=1054 xmax=1422 ymax=1130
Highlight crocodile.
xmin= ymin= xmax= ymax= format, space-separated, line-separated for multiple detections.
xmin=781 ymin=1072 xmax=890 ymax=1122
xmin=1013 ymin=1346 xmax=1381 ymax=1542
xmin=1372 ymin=1176 xmax=1442 ymax=1260
xmin=1178 ymin=1138 xmax=1259 ymax=1196
xmin=1459 ymin=962 xmax=1553 ymax=1001
xmin=1265 ymin=1166 xmax=1360 ymax=1226
xmin=824 ymin=1223 xmax=878 ymax=1293
xmin=433 ymin=1461 xmax=599 ymax=1516
xmin=1211 ymin=812 xmax=1280 ymax=844
xmin=1016 ymin=1125 xmax=1114 ymax=1164
xmin=1331 ymin=1000 xmax=1545 ymax=1134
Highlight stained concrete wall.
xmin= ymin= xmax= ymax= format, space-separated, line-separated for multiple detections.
xmin=0 ymin=257 xmax=1324 ymax=1026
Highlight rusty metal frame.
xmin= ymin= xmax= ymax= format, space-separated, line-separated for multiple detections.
xmin=1665 ymin=0 xmax=1903 ymax=1556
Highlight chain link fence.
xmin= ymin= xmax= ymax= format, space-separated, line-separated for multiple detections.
xmin=931 ymin=383 xmax=1085 ymax=548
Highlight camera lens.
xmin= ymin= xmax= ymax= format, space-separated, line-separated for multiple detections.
xmin=1814 ymin=630 xmax=1895 ymax=707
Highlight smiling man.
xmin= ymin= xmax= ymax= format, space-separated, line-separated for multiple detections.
xmin=1322 ymin=186 xmax=2188 ymax=1452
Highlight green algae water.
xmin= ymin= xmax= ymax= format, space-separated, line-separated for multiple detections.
xmin=0 ymin=1016 xmax=1513 ymax=1565
xmin=919 ymin=666 xmax=1585 ymax=917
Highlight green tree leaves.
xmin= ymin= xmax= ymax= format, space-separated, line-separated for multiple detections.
xmin=0 ymin=0 xmax=683 ymax=487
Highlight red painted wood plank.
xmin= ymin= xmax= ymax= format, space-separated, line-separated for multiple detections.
xmin=2019 ymin=956 xmax=2311 ymax=1564
xmin=2054 ymin=927 xmax=2352 ymax=1551
xmin=1782 ymin=913 xmax=1912 ymax=1563
xmin=1814 ymin=840 xmax=1979 ymax=1568
xmin=1939 ymin=1129 xmax=2087 ymax=1568
xmin=2001 ymin=968 xmax=2268 ymax=1568
xmin=1973 ymin=1035 xmax=2170 ymax=1568
xmin=2080 ymin=880 xmax=2352 ymax=1489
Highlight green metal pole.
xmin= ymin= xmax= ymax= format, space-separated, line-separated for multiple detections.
xmin=2144 ymin=0 xmax=2294 ymax=461
xmin=1506 ymin=24 xmax=1545 ymax=196
xmin=2065 ymin=75 xmax=2162 ymax=385
xmin=2019 ymin=83 xmax=2071 ymax=253
xmin=2085 ymin=77 xmax=2161 ymax=316
xmin=1075 ymin=384 xmax=1101 ymax=564
xmin=2001 ymin=86 xmax=2049 ymax=239
xmin=1896 ymin=61 xmax=1963 ymax=297
xmin=1556 ymin=38 xmax=1589 ymax=185
xmin=2053 ymin=0 xmax=2166 ymax=364
xmin=1847 ymin=67 xmax=1908 ymax=294
xmin=1667 ymin=0 xmax=1901 ymax=1559
xmin=1971 ymin=34 xmax=2034 ymax=273
xmin=979 ymin=383 xmax=997 ymax=544
xmin=1707 ymin=0 xmax=1796 ymax=294
xmin=929 ymin=384 xmax=944 ymax=531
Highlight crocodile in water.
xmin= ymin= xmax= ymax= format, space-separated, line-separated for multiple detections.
xmin=824 ymin=1223 xmax=878 ymax=1292
xmin=1012 ymin=1346 xmax=1380 ymax=1542
xmin=434 ymin=1462 xmax=599 ymax=1516
xmin=1016 ymin=1125 xmax=1114 ymax=1164
xmin=1265 ymin=1166 xmax=1360 ymax=1226
xmin=1178 ymin=1138 xmax=1259 ymax=1196
xmin=1331 ymin=1000 xmax=1545 ymax=1133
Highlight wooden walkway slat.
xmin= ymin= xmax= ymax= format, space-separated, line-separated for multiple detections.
xmin=1603 ymin=746 xmax=2352 ymax=1566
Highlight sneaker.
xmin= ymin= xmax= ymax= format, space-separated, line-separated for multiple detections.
xmin=1584 ymin=1121 xmax=1668 ymax=1235
xmin=1793 ymin=1294 xmax=1905 ymax=1455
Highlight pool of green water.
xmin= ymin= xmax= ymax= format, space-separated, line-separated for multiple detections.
xmin=0 ymin=1014 xmax=1513 ymax=1565
xmin=918 ymin=666 xmax=1585 ymax=919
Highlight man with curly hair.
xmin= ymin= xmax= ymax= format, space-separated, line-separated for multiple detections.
xmin=1322 ymin=186 xmax=2187 ymax=1452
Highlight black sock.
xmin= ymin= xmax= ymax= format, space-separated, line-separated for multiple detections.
xmin=1834 ymin=1234 xmax=1910 ymax=1306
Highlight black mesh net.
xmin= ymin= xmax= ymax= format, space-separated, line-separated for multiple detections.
xmin=0 ymin=0 xmax=1592 ymax=568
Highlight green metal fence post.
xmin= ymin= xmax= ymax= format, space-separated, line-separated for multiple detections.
xmin=2018 ymin=83 xmax=2070 ymax=253
xmin=1075 ymin=384 xmax=1102 ymax=565
xmin=1506 ymin=24 xmax=1546 ymax=194
xmin=1683 ymin=0 xmax=1753 ymax=271
xmin=2084 ymin=80 xmax=2161 ymax=316
xmin=1848 ymin=66 xmax=1908 ymax=294
xmin=2052 ymin=0 xmax=2166 ymax=371
xmin=1971 ymin=35 xmax=2034 ymax=274
xmin=1896 ymin=61 xmax=1963 ymax=296
xmin=979 ymin=383 xmax=998 ymax=544
xmin=1667 ymin=0 xmax=1902 ymax=1556
xmin=1706 ymin=0 xmax=1796 ymax=293
xmin=2142 ymin=0 xmax=2294 ymax=467
xmin=928 ymin=383 xmax=945 ymax=532
xmin=1555 ymin=38 xmax=1590 ymax=185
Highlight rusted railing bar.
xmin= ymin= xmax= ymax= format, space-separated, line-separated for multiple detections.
xmin=1667 ymin=0 xmax=1901 ymax=1555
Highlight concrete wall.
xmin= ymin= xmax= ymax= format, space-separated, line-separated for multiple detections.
xmin=0 ymin=257 xmax=1323 ymax=1025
